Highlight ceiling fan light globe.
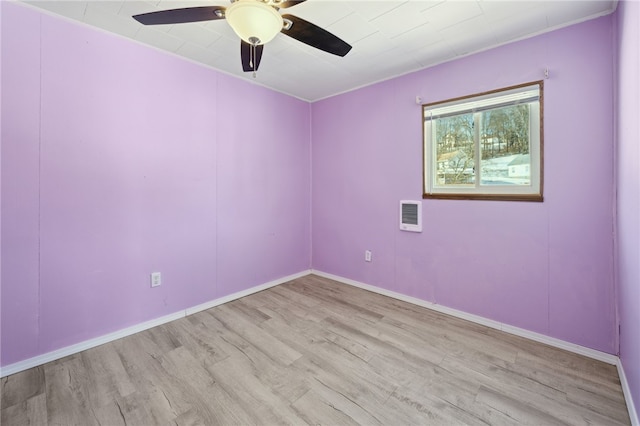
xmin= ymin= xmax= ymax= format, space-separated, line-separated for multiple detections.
xmin=226 ymin=0 xmax=283 ymax=45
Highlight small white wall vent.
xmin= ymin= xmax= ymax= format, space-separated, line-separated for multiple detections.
xmin=400 ymin=200 xmax=422 ymax=232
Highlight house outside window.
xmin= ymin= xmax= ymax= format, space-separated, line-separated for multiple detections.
xmin=423 ymin=81 xmax=543 ymax=201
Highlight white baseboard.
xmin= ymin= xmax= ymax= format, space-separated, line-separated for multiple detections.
xmin=311 ymin=270 xmax=619 ymax=365
xmin=3 ymin=267 xmax=635 ymax=424
xmin=0 ymin=310 xmax=185 ymax=378
xmin=322 ymin=270 xmax=640 ymax=422
xmin=313 ymin=271 xmax=640 ymax=422
xmin=0 ymin=269 xmax=312 ymax=378
xmin=185 ymin=270 xmax=311 ymax=315
xmin=618 ymin=358 xmax=640 ymax=426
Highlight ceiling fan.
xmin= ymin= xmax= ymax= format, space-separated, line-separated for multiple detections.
xmin=132 ymin=0 xmax=352 ymax=76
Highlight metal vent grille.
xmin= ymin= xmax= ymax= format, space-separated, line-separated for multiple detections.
xmin=401 ymin=203 xmax=419 ymax=225
xmin=400 ymin=200 xmax=422 ymax=232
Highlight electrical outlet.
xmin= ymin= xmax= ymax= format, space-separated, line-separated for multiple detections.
xmin=151 ymin=272 xmax=161 ymax=287
xmin=365 ymin=250 xmax=372 ymax=262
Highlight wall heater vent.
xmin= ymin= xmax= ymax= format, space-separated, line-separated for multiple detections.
xmin=400 ymin=200 xmax=422 ymax=232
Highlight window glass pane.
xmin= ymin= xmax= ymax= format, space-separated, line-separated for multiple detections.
xmin=479 ymin=104 xmax=530 ymax=186
xmin=434 ymin=113 xmax=475 ymax=186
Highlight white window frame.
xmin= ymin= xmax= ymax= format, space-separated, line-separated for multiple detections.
xmin=423 ymin=81 xmax=543 ymax=202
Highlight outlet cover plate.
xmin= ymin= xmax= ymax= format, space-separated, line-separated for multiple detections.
xmin=151 ymin=272 xmax=161 ymax=287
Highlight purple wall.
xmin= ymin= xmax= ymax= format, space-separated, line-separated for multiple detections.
xmin=312 ymin=16 xmax=617 ymax=354
xmin=616 ymin=0 xmax=640 ymax=417
xmin=2 ymin=2 xmax=41 ymax=364
xmin=0 ymin=3 xmax=2 ymax=354
xmin=1 ymin=2 xmax=310 ymax=366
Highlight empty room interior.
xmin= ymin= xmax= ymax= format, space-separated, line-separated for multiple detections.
xmin=2 ymin=0 xmax=639 ymax=424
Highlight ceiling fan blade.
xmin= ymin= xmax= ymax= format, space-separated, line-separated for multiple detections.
xmin=241 ymin=41 xmax=264 ymax=72
xmin=280 ymin=14 xmax=351 ymax=57
xmin=274 ymin=0 xmax=307 ymax=9
xmin=133 ymin=6 xmax=226 ymax=25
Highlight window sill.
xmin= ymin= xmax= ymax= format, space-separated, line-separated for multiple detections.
xmin=422 ymin=193 xmax=544 ymax=202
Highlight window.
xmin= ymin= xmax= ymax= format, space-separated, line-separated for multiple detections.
xmin=423 ymin=81 xmax=543 ymax=201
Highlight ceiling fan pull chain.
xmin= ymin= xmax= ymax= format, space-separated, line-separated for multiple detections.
xmin=252 ymin=43 xmax=257 ymax=78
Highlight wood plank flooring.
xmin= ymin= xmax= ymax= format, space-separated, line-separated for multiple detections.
xmin=1 ymin=274 xmax=630 ymax=425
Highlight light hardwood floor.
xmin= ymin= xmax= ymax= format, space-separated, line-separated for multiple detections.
xmin=1 ymin=275 xmax=630 ymax=425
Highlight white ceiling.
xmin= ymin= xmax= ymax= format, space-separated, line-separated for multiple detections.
xmin=23 ymin=0 xmax=617 ymax=101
